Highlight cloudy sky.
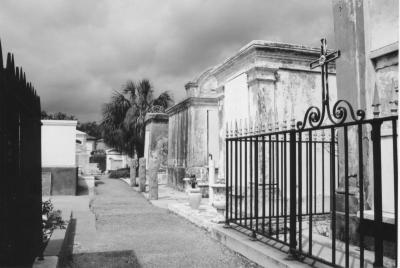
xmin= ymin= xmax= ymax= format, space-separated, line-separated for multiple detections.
xmin=0 ymin=0 xmax=334 ymax=122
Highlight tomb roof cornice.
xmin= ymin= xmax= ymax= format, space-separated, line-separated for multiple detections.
xmin=144 ymin=113 xmax=169 ymax=125
xmin=209 ymin=40 xmax=334 ymax=77
xmin=41 ymin=120 xmax=78 ymax=126
xmin=166 ymin=97 xmax=218 ymax=115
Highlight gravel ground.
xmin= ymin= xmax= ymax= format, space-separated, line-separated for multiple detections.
xmin=64 ymin=176 xmax=261 ymax=268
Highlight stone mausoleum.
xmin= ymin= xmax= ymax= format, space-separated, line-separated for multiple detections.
xmin=166 ymin=40 xmax=336 ymax=190
xmin=41 ymin=120 xmax=78 ymax=195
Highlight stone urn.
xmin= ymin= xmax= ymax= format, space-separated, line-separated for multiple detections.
xmin=212 ymin=199 xmax=226 ymax=223
xmin=188 ymin=188 xmax=202 ymax=210
xmin=212 ymin=199 xmax=226 ymax=215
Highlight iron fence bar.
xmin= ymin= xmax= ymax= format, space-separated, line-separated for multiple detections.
xmin=262 ymin=136 xmax=266 ymax=234
xmin=250 ymin=136 xmax=253 ymax=230
xmin=298 ymin=132 xmax=303 ymax=252
xmin=244 ymin=136 xmax=248 ymax=229
xmin=283 ymin=133 xmax=287 ymax=242
xmin=254 ymin=136 xmax=259 ymax=235
xmin=235 ymin=137 xmax=238 ymax=221
xmin=344 ymin=126 xmax=350 ymax=268
xmin=275 ymin=133 xmax=279 ymax=239
xmin=289 ymin=130 xmax=297 ymax=254
xmin=280 ymin=136 xmax=284 ymax=239
xmin=371 ymin=121 xmax=383 ymax=267
xmin=393 ymin=119 xmax=398 ymax=265
xmin=230 ymin=139 xmax=233 ymax=221
xmin=357 ymin=124 xmax=364 ymax=268
xmin=239 ymin=137 xmax=242 ymax=225
xmin=322 ymin=137 xmax=325 ymax=213
xmin=306 ymin=139 xmax=309 ymax=214
xmin=330 ymin=127 xmax=336 ymax=265
xmin=269 ymin=135 xmax=272 ymax=236
xmin=314 ymin=139 xmax=317 ymax=214
xmin=308 ymin=130 xmax=313 ymax=255
xmin=272 ymin=136 xmax=275 ymax=221
xmin=225 ymin=138 xmax=229 ymax=226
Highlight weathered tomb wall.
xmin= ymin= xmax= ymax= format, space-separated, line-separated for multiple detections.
xmin=144 ymin=113 xmax=169 ymax=184
xmin=166 ymin=98 xmax=218 ymax=189
xmin=41 ymin=120 xmax=78 ymax=195
xmin=332 ymin=0 xmax=398 ymax=246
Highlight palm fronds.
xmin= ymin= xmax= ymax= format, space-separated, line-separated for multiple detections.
xmin=100 ymin=79 xmax=173 ymax=157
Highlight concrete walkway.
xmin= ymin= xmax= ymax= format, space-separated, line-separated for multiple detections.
xmin=64 ymin=176 xmax=260 ymax=268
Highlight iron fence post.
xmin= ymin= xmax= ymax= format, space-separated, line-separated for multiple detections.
xmin=371 ymin=121 xmax=383 ymax=267
xmin=224 ymin=138 xmax=230 ymax=228
xmin=289 ymin=130 xmax=297 ymax=254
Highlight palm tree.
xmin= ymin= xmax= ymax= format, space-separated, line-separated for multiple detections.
xmin=101 ymin=79 xmax=173 ymax=158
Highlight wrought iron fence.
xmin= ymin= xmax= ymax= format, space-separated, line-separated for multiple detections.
xmin=225 ymin=39 xmax=398 ymax=268
xmin=0 ymin=39 xmax=42 ymax=266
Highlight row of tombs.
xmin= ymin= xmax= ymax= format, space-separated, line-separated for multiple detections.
xmin=40 ymin=39 xmax=397 ymax=261
xmin=139 ymin=39 xmax=398 ymax=260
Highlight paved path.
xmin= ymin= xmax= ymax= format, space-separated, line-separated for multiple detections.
xmin=65 ymin=176 xmax=259 ymax=268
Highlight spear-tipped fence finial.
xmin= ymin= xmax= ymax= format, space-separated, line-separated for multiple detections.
xmin=234 ymin=120 xmax=239 ymax=137
xmin=291 ymin=118 xmax=296 ymax=129
xmin=16 ymin=67 xmax=19 ymax=80
xmin=372 ymin=83 xmax=381 ymax=118
xmin=282 ymin=120 xmax=287 ymax=130
xmin=11 ymin=54 xmax=15 ymax=75
xmin=6 ymin=52 xmax=11 ymax=71
xmin=254 ymin=118 xmax=259 ymax=134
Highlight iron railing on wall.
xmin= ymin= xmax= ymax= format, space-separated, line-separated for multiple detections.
xmin=0 ymin=39 xmax=42 ymax=266
xmin=225 ymin=39 xmax=398 ymax=268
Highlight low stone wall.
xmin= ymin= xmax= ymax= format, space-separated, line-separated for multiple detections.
xmin=42 ymin=167 xmax=77 ymax=195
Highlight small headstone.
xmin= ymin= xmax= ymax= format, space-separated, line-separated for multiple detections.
xmin=42 ymin=172 xmax=52 ymax=196
xmin=130 ymin=159 xmax=138 ymax=187
xmin=138 ymin=158 xmax=146 ymax=192
xmin=148 ymin=156 xmax=160 ymax=200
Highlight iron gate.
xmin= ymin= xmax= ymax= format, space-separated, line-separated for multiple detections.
xmin=0 ymin=39 xmax=42 ymax=266
xmin=225 ymin=39 xmax=398 ymax=268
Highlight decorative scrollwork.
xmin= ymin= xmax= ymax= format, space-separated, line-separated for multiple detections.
xmin=296 ymin=39 xmax=366 ymax=130
xmin=297 ymin=99 xmax=365 ymax=130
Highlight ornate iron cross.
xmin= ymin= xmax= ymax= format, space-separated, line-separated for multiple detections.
xmin=310 ymin=38 xmax=340 ymax=107
xmin=297 ymin=38 xmax=365 ymax=129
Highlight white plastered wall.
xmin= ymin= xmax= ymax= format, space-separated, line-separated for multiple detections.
xmin=41 ymin=120 xmax=77 ymax=167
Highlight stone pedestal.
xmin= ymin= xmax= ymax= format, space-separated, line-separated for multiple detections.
xmin=139 ymin=158 xmax=146 ymax=192
xmin=130 ymin=159 xmax=138 ymax=187
xmin=148 ymin=156 xmax=160 ymax=200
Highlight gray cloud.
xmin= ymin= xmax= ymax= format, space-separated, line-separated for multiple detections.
xmin=0 ymin=0 xmax=334 ymax=121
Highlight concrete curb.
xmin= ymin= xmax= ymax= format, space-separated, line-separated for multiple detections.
xmin=166 ymin=204 xmax=318 ymax=268
xmin=32 ymin=214 xmax=72 ymax=268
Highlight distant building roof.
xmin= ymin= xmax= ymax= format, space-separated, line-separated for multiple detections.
xmin=86 ymin=135 xmax=97 ymax=140
xmin=76 ymin=130 xmax=87 ymax=135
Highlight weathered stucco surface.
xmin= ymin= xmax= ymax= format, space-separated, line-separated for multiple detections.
xmin=167 ymin=98 xmax=218 ymax=189
xmin=332 ymin=0 xmax=398 ymax=245
xmin=144 ymin=113 xmax=169 ymax=170
xmin=167 ymin=40 xmax=337 ymax=190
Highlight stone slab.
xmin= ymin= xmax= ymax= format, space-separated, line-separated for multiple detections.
xmin=42 ymin=167 xmax=77 ymax=195
xmin=42 ymin=172 xmax=52 ymax=196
